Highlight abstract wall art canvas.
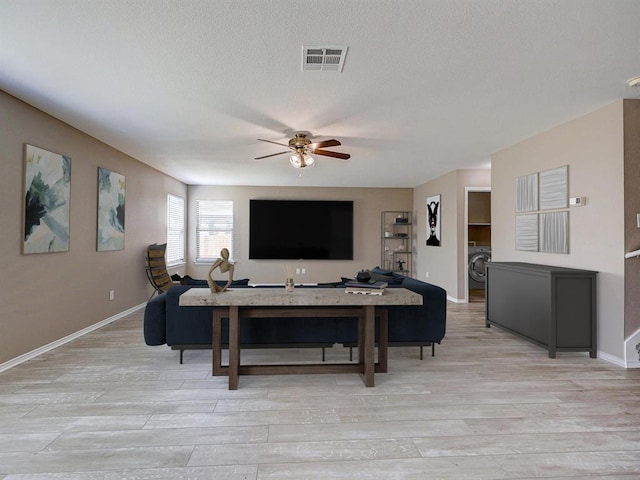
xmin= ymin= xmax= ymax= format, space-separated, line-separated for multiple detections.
xmin=515 ymin=172 xmax=538 ymax=212
xmin=540 ymin=211 xmax=569 ymax=253
xmin=97 ymin=167 xmax=125 ymax=251
xmin=515 ymin=214 xmax=539 ymax=251
xmin=514 ymin=165 xmax=570 ymax=254
xmin=23 ymin=144 xmax=71 ymax=254
xmin=426 ymin=194 xmax=441 ymax=246
xmin=539 ymin=165 xmax=568 ymax=210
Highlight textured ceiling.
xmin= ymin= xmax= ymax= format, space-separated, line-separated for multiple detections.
xmin=2 ymin=0 xmax=640 ymax=187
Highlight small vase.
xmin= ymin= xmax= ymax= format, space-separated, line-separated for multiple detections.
xmin=285 ymin=278 xmax=295 ymax=292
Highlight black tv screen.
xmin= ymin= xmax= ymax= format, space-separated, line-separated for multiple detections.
xmin=249 ymin=199 xmax=353 ymax=260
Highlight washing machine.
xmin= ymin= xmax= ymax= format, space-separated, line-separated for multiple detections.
xmin=468 ymin=246 xmax=491 ymax=289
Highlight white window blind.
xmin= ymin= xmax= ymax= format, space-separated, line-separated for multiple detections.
xmin=166 ymin=194 xmax=185 ymax=265
xmin=196 ymin=200 xmax=233 ymax=262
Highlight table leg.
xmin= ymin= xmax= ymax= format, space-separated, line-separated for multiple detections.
xmin=378 ymin=308 xmax=388 ymax=373
xmin=212 ymin=309 xmax=224 ymax=375
xmin=361 ymin=305 xmax=375 ymax=387
xmin=229 ymin=306 xmax=239 ymax=390
xmin=358 ymin=311 xmax=365 ymax=365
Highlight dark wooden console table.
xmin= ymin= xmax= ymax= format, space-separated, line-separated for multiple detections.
xmin=485 ymin=262 xmax=597 ymax=358
xmin=179 ymin=287 xmax=422 ymax=389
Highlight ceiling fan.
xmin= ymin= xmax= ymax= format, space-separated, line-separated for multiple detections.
xmin=255 ymin=132 xmax=350 ymax=168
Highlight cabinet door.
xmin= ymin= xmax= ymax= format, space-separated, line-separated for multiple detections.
xmin=555 ymin=277 xmax=594 ymax=348
xmin=487 ymin=267 xmax=549 ymax=345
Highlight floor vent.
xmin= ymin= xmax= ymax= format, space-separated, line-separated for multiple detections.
xmin=302 ymin=45 xmax=348 ymax=72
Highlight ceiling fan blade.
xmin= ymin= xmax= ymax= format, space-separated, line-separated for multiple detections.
xmin=309 ymin=139 xmax=341 ymax=149
xmin=258 ymin=139 xmax=291 ymax=148
xmin=254 ymin=151 xmax=290 ymax=160
xmin=311 ymin=149 xmax=350 ymax=160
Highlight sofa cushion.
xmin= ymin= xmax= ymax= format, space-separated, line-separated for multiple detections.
xmin=181 ymin=275 xmax=206 ymax=286
xmin=370 ymin=272 xmax=403 ymax=284
xmin=370 ymin=266 xmax=395 ymax=276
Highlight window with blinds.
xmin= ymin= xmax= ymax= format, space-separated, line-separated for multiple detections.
xmin=166 ymin=194 xmax=185 ymax=266
xmin=196 ymin=200 xmax=234 ymax=262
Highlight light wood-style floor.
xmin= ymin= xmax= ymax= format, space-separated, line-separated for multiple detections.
xmin=1 ymin=298 xmax=639 ymax=479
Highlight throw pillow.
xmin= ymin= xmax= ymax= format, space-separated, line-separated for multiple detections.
xmin=370 ymin=266 xmax=394 ymax=277
xmin=370 ymin=272 xmax=404 ymax=284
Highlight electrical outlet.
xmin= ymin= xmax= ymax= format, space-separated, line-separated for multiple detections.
xmin=425 ymin=272 xmax=429 ymax=278
xmin=301 ymin=268 xmax=306 ymax=274
xmin=296 ymin=268 xmax=301 ymax=274
xmin=109 ymin=290 xmax=115 ymax=301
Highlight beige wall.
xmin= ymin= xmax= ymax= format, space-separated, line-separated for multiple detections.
xmin=187 ymin=185 xmax=413 ymax=284
xmin=0 ymin=91 xmax=187 ymax=365
xmin=491 ymin=101 xmax=625 ymax=360
xmin=413 ymin=169 xmax=491 ymax=300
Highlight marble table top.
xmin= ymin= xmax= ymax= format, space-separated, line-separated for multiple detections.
xmin=179 ymin=287 xmax=423 ymax=307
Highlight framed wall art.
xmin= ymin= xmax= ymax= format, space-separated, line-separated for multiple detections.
xmin=515 ymin=214 xmax=539 ymax=252
xmin=515 ymin=172 xmax=538 ymax=212
xmin=539 ymin=165 xmax=568 ymax=210
xmin=514 ymin=165 xmax=570 ymax=254
xmin=97 ymin=167 xmax=125 ymax=251
xmin=540 ymin=211 xmax=569 ymax=253
xmin=23 ymin=144 xmax=71 ymax=254
xmin=426 ymin=194 xmax=441 ymax=246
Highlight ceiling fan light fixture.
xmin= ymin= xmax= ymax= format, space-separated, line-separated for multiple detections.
xmin=289 ymin=154 xmax=302 ymax=168
xmin=256 ymin=133 xmax=347 ymax=167
xmin=289 ymin=152 xmax=314 ymax=169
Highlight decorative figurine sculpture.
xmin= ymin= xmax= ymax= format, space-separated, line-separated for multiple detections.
xmin=207 ymin=248 xmax=235 ymax=293
xmin=356 ymin=269 xmax=371 ymax=283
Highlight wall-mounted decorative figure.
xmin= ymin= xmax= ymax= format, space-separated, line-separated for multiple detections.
xmin=207 ymin=248 xmax=235 ymax=293
xmin=426 ymin=195 xmax=441 ymax=246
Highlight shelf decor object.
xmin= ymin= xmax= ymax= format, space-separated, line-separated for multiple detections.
xmin=97 ymin=167 xmax=126 ymax=251
xmin=23 ymin=144 xmax=71 ymax=254
xmin=381 ymin=211 xmax=413 ymax=276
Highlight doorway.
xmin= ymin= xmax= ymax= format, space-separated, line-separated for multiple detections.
xmin=464 ymin=187 xmax=491 ymax=303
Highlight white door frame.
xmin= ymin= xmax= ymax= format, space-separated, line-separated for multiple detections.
xmin=464 ymin=186 xmax=491 ymax=303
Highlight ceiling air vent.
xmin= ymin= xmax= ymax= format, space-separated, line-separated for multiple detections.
xmin=302 ymin=45 xmax=348 ymax=72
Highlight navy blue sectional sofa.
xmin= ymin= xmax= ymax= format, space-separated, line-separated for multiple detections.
xmin=143 ymin=269 xmax=447 ymax=363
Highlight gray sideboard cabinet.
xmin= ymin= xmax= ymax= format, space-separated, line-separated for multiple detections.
xmin=485 ymin=262 xmax=597 ymax=358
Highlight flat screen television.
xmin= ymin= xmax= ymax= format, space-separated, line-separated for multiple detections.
xmin=249 ymin=199 xmax=354 ymax=260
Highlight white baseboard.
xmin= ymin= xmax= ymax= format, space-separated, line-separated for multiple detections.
xmin=0 ymin=302 xmax=146 ymax=373
xmin=447 ymin=295 xmax=467 ymax=304
xmin=597 ymin=350 xmax=626 ymax=368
